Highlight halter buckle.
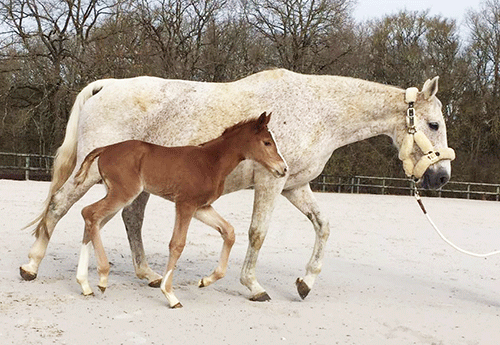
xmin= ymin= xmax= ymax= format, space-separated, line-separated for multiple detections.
xmin=406 ymin=103 xmax=416 ymax=133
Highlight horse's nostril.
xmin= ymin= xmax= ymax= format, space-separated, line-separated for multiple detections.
xmin=439 ymin=175 xmax=449 ymax=185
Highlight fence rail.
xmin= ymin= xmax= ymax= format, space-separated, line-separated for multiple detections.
xmin=0 ymin=152 xmax=53 ymax=181
xmin=1 ymin=152 xmax=499 ymax=201
xmin=310 ymin=175 xmax=500 ymax=201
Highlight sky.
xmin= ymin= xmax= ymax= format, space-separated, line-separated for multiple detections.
xmin=353 ymin=0 xmax=484 ymax=26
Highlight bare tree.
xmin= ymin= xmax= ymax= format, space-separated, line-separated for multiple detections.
xmin=0 ymin=0 xmax=120 ymax=154
xmin=133 ymin=0 xmax=228 ymax=79
xmin=447 ymin=0 xmax=500 ymax=181
xmin=243 ymin=0 xmax=355 ymax=73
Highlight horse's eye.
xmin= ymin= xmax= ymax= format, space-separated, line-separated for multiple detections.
xmin=264 ymin=141 xmax=272 ymax=146
xmin=428 ymin=122 xmax=439 ymax=131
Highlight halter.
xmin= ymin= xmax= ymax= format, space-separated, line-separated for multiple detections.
xmin=398 ymin=87 xmax=456 ymax=179
xmin=400 ymin=89 xmax=500 ymax=258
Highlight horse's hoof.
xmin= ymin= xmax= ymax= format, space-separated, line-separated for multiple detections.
xmin=148 ymin=279 xmax=162 ymax=288
xmin=98 ymin=285 xmax=106 ymax=293
xmin=20 ymin=267 xmax=37 ymax=281
xmin=198 ymin=279 xmax=205 ymax=288
xmin=250 ymin=291 xmax=271 ymax=302
xmin=171 ymin=302 xmax=183 ymax=309
xmin=296 ymin=278 xmax=310 ymax=300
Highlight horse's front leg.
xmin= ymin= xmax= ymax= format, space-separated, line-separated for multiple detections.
xmin=194 ymin=206 xmax=235 ymax=288
xmin=160 ymin=203 xmax=196 ymax=308
xmin=282 ymin=183 xmax=330 ymax=299
xmin=240 ymin=170 xmax=287 ymax=302
xmin=122 ymin=191 xmax=163 ymax=287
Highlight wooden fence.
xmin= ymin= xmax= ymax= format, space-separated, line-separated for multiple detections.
xmin=1 ymin=152 xmax=499 ymax=201
xmin=310 ymin=175 xmax=500 ymax=201
xmin=0 ymin=152 xmax=53 ymax=181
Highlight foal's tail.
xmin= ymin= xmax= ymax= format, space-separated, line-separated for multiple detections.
xmin=26 ymin=79 xmax=115 ymax=238
xmin=74 ymin=146 xmax=107 ymax=186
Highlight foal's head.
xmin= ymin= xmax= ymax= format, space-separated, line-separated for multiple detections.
xmin=227 ymin=112 xmax=288 ymax=178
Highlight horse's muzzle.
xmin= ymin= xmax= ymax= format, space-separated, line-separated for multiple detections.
xmin=420 ymin=166 xmax=450 ymax=190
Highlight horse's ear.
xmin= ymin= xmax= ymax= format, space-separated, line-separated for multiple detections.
xmin=255 ymin=111 xmax=270 ymax=131
xmin=422 ymin=76 xmax=439 ymax=100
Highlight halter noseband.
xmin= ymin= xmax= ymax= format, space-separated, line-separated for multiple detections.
xmin=398 ymin=87 xmax=455 ymax=179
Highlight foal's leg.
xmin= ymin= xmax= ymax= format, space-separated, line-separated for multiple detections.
xmin=77 ymin=190 xmax=138 ymax=295
xmin=122 ymin=192 xmax=163 ymax=287
xmin=240 ymin=171 xmax=286 ymax=302
xmin=282 ymin=184 xmax=330 ymax=299
xmin=21 ymin=170 xmax=100 ymax=281
xmin=194 ymin=206 xmax=235 ymax=288
xmin=160 ymin=203 xmax=196 ymax=309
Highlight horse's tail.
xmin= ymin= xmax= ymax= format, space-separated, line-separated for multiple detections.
xmin=26 ymin=79 xmax=115 ymax=238
xmin=74 ymin=146 xmax=106 ymax=186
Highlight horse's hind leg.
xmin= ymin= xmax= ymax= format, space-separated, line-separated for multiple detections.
xmin=194 ymin=206 xmax=235 ymax=288
xmin=121 ymin=191 xmax=163 ymax=287
xmin=282 ymin=184 xmax=330 ymax=300
xmin=21 ymin=172 xmax=100 ymax=280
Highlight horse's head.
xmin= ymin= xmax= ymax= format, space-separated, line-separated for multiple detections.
xmin=241 ymin=112 xmax=288 ymax=178
xmin=394 ymin=77 xmax=455 ymax=189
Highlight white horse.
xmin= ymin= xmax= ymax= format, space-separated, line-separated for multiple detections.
xmin=21 ymin=69 xmax=453 ymax=302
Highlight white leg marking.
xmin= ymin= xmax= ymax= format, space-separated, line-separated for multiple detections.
xmin=76 ymin=243 xmax=93 ymax=295
xmin=160 ymin=270 xmax=180 ymax=308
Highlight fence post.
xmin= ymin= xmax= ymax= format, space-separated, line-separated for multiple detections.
xmin=25 ymin=156 xmax=30 ymax=180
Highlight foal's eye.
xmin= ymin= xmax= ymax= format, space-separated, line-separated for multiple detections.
xmin=264 ymin=141 xmax=272 ymax=146
xmin=428 ymin=122 xmax=439 ymax=131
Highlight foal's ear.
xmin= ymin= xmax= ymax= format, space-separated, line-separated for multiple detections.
xmin=256 ymin=111 xmax=271 ymax=131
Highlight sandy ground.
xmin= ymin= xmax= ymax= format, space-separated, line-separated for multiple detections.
xmin=1 ymin=179 xmax=500 ymax=344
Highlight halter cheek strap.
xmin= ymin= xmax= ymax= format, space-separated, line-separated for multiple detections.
xmin=398 ymin=87 xmax=456 ymax=179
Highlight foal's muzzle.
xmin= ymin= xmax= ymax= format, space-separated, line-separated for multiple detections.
xmin=273 ymin=164 xmax=288 ymax=178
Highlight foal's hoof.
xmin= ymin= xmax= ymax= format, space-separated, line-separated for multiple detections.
xmin=98 ymin=285 xmax=106 ymax=293
xmin=296 ymin=278 xmax=311 ymax=300
xmin=250 ymin=291 xmax=271 ymax=302
xmin=20 ymin=267 xmax=37 ymax=281
xmin=198 ymin=278 xmax=208 ymax=288
xmin=148 ymin=279 xmax=162 ymax=288
xmin=171 ymin=302 xmax=183 ymax=309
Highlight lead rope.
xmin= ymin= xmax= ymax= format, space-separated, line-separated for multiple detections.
xmin=413 ymin=184 xmax=500 ymax=258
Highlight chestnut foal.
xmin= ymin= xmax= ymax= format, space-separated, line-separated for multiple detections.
xmin=73 ymin=112 xmax=287 ymax=308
